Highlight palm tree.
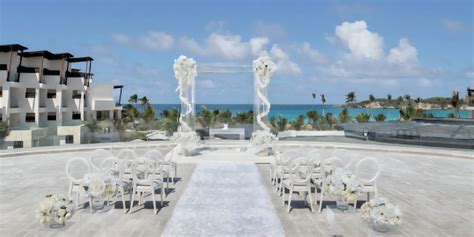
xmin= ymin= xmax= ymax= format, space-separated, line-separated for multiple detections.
xmin=139 ymin=96 xmax=149 ymax=107
xmin=128 ymin=94 xmax=138 ymax=104
xmin=355 ymin=112 xmax=371 ymax=123
xmin=311 ymin=93 xmax=316 ymax=111
xmin=320 ymin=94 xmax=326 ymax=116
xmin=290 ymin=115 xmax=305 ymax=131
xmin=346 ymin=91 xmax=356 ymax=108
xmin=404 ymin=94 xmax=411 ymax=102
xmin=338 ymin=108 xmax=352 ymax=123
xmin=325 ymin=112 xmax=337 ymax=129
xmin=374 ymin=114 xmax=386 ymax=122
xmin=396 ymin=96 xmax=404 ymax=109
xmin=451 ymin=91 xmax=461 ymax=118
xmin=386 ymin=94 xmax=392 ymax=120
xmin=415 ymin=97 xmax=422 ymax=104
xmin=369 ymin=94 xmax=375 ymax=103
xmin=271 ymin=115 xmax=288 ymax=131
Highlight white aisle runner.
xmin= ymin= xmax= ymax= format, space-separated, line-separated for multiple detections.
xmin=162 ymin=162 xmax=285 ymax=236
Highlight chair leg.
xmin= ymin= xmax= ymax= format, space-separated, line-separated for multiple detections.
xmin=287 ymin=187 xmax=293 ymax=213
xmin=174 ymin=165 xmax=177 ymax=185
xmin=161 ymin=185 xmax=164 ymax=207
xmin=319 ymin=191 xmax=324 ymax=213
xmin=151 ymin=187 xmax=157 ymax=214
xmin=129 ymin=186 xmax=136 ymax=214
xmin=120 ymin=187 xmax=127 ymax=213
xmin=76 ymin=191 xmax=80 ymax=208
xmin=282 ymin=187 xmax=286 ymax=205
xmin=307 ymin=187 xmax=314 ymax=212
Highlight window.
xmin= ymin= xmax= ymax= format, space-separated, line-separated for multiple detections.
xmin=47 ymin=113 xmax=56 ymax=121
xmin=96 ymin=111 xmax=110 ymax=121
xmin=13 ymin=141 xmax=23 ymax=148
xmin=72 ymin=112 xmax=81 ymax=120
xmin=25 ymin=113 xmax=35 ymax=123
xmin=65 ymin=135 xmax=74 ymax=144
xmin=25 ymin=88 xmax=35 ymax=98
xmin=47 ymin=91 xmax=56 ymax=99
xmin=72 ymin=91 xmax=81 ymax=99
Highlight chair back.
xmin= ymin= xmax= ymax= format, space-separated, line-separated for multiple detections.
xmin=131 ymin=158 xmax=156 ymax=184
xmin=144 ymin=150 xmax=165 ymax=171
xmin=355 ymin=157 xmax=380 ymax=184
xmin=281 ymin=150 xmax=299 ymax=167
xmin=288 ymin=157 xmax=312 ymax=184
xmin=90 ymin=149 xmax=113 ymax=172
xmin=117 ymin=149 xmax=138 ymax=161
xmin=323 ymin=157 xmax=344 ymax=175
xmin=319 ymin=146 xmax=336 ymax=159
xmin=66 ymin=157 xmax=91 ymax=183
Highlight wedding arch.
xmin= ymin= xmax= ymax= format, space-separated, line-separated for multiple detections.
xmin=172 ymin=55 xmax=278 ymax=155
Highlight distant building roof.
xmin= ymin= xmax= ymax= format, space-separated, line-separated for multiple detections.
xmin=0 ymin=44 xmax=28 ymax=52
xmin=66 ymin=57 xmax=94 ymax=62
xmin=19 ymin=51 xmax=74 ymax=60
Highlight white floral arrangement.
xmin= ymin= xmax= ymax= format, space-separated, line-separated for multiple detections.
xmin=325 ymin=168 xmax=362 ymax=203
xmin=360 ymin=197 xmax=402 ymax=225
xmin=36 ymin=194 xmax=73 ymax=225
xmin=82 ymin=173 xmax=118 ymax=199
xmin=171 ymin=131 xmax=199 ymax=154
xmin=251 ymin=130 xmax=278 ymax=147
xmin=174 ymin=55 xmax=197 ymax=88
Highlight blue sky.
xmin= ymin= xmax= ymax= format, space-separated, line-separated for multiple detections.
xmin=1 ymin=0 xmax=473 ymax=104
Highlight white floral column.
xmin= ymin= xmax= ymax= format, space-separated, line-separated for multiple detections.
xmin=172 ymin=55 xmax=199 ymax=156
xmin=251 ymin=56 xmax=278 ymax=155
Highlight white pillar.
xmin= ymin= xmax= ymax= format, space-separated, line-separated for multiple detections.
xmin=56 ymin=90 xmax=62 ymax=125
xmin=80 ymin=92 xmax=84 ymax=121
xmin=35 ymin=88 xmax=40 ymax=126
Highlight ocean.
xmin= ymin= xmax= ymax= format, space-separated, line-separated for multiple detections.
xmin=151 ymin=104 xmax=470 ymax=121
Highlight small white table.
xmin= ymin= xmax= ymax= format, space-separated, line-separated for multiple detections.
xmin=209 ymin=128 xmax=245 ymax=140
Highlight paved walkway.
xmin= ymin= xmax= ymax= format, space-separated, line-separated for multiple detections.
xmin=162 ymin=162 xmax=284 ymax=236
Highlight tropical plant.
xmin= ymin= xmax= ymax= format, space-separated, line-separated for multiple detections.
xmin=346 ymin=91 xmax=356 ymax=108
xmin=386 ymin=94 xmax=392 ymax=106
xmin=325 ymin=112 xmax=337 ymax=129
xmin=0 ymin=121 xmax=9 ymax=138
xmin=143 ymin=104 xmax=155 ymax=122
xmin=399 ymin=103 xmax=425 ymax=121
xmin=450 ymin=91 xmax=461 ymax=118
xmin=290 ymin=115 xmax=305 ymax=131
xmin=404 ymin=94 xmax=411 ymax=102
xmin=312 ymin=92 xmax=316 ymax=111
xmin=128 ymin=94 xmax=138 ymax=104
xmin=415 ymin=97 xmax=422 ymax=104
xmin=159 ymin=109 xmax=179 ymax=135
xmin=217 ymin=109 xmax=233 ymax=124
xmin=234 ymin=111 xmax=253 ymax=124
xmin=197 ymin=106 xmax=216 ymax=128
xmin=321 ymin=94 xmax=326 ymax=116
xmin=396 ymin=96 xmax=404 ymax=109
xmin=338 ymin=108 xmax=352 ymax=123
xmin=355 ymin=112 xmax=371 ymax=123
xmin=374 ymin=113 xmax=386 ymax=122
xmin=139 ymin=96 xmax=149 ymax=107
xmin=270 ymin=115 xmax=288 ymax=132
xmin=369 ymin=94 xmax=375 ymax=102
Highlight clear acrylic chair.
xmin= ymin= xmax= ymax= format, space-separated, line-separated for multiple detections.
xmin=99 ymin=157 xmax=129 ymax=213
xmin=163 ymin=147 xmax=178 ymax=185
xmin=354 ymin=157 xmax=380 ymax=207
xmin=318 ymin=157 xmax=344 ymax=213
xmin=144 ymin=150 xmax=170 ymax=193
xmin=129 ymin=158 xmax=164 ymax=214
xmin=90 ymin=149 xmax=114 ymax=172
xmin=282 ymin=157 xmax=314 ymax=213
xmin=276 ymin=150 xmax=299 ymax=195
xmin=66 ymin=157 xmax=91 ymax=208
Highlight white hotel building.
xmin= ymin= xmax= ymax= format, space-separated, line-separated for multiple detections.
xmin=0 ymin=44 xmax=122 ymax=148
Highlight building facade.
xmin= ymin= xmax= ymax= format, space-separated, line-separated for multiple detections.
xmin=0 ymin=44 xmax=122 ymax=148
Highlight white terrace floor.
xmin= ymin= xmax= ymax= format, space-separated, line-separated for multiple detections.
xmin=0 ymin=141 xmax=473 ymax=236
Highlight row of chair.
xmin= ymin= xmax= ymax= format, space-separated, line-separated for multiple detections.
xmin=270 ymin=147 xmax=380 ymax=213
xmin=65 ymin=146 xmax=179 ymax=214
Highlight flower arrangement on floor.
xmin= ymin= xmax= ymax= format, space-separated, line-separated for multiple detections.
xmin=36 ymin=194 xmax=73 ymax=228
xmin=171 ymin=131 xmax=199 ymax=156
xmin=251 ymin=130 xmax=278 ymax=148
xmin=83 ymin=173 xmax=118 ymax=201
xmin=360 ymin=197 xmax=402 ymax=232
xmin=324 ymin=168 xmax=362 ymax=205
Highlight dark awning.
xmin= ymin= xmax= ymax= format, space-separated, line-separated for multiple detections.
xmin=113 ymin=85 xmax=124 ymax=89
xmin=0 ymin=44 xmax=28 ymax=52
xmin=66 ymin=57 xmax=94 ymax=62
xmin=19 ymin=51 xmax=73 ymax=60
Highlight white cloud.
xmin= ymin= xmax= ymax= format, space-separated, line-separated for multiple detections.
xmin=139 ymin=31 xmax=174 ymax=50
xmin=335 ymin=20 xmax=384 ymax=60
xmin=112 ymin=31 xmax=174 ymax=51
xmin=306 ymin=20 xmax=426 ymax=81
xmin=441 ymin=18 xmax=468 ymax=32
xmin=387 ymin=38 xmax=418 ymax=64
xmin=269 ymin=44 xmax=301 ymax=76
xmin=180 ymin=32 xmax=269 ymax=60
